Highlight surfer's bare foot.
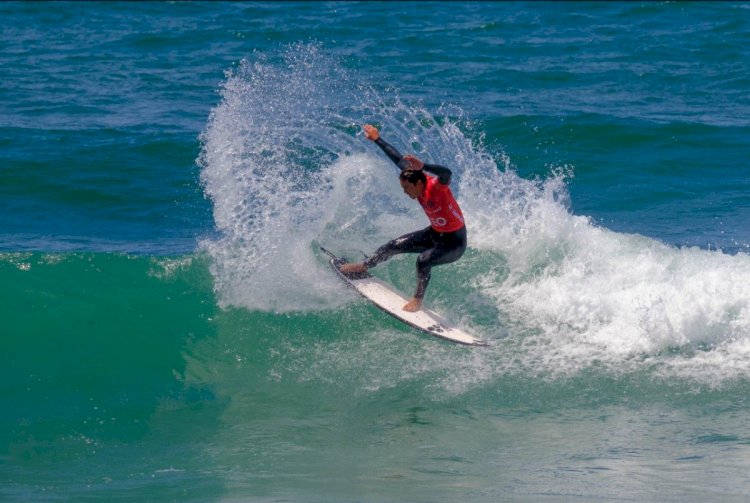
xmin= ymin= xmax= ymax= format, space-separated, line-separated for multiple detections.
xmin=340 ymin=262 xmax=366 ymax=274
xmin=403 ymin=297 xmax=422 ymax=312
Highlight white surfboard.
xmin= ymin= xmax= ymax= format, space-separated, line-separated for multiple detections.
xmin=321 ymin=247 xmax=487 ymax=346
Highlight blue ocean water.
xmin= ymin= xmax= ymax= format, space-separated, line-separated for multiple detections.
xmin=3 ymin=2 xmax=750 ymax=501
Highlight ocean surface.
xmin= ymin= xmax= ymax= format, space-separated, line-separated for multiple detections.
xmin=3 ymin=1 xmax=750 ymax=501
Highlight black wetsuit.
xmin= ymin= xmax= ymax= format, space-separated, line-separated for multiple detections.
xmin=363 ymin=137 xmax=467 ymax=300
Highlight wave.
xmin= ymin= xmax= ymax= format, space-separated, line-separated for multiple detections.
xmin=197 ymin=43 xmax=750 ymax=387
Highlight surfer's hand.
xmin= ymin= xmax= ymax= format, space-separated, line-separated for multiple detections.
xmin=402 ymin=155 xmax=424 ymax=170
xmin=363 ymin=124 xmax=380 ymax=141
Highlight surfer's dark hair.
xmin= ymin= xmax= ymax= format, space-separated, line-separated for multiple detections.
xmin=399 ymin=169 xmax=426 ymax=185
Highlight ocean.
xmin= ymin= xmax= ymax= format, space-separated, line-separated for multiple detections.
xmin=3 ymin=1 xmax=750 ymax=501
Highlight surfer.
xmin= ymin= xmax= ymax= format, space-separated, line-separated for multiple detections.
xmin=340 ymin=124 xmax=467 ymax=312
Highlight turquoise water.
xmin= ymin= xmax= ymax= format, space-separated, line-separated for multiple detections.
xmin=3 ymin=2 xmax=750 ymax=501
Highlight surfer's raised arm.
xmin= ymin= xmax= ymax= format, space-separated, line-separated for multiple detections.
xmin=362 ymin=124 xmax=452 ymax=185
xmin=363 ymin=124 xmax=404 ymax=168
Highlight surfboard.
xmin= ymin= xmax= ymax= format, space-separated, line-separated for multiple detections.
xmin=321 ymin=247 xmax=487 ymax=346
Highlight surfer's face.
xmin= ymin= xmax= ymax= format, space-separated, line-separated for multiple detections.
xmin=400 ymin=179 xmax=423 ymax=199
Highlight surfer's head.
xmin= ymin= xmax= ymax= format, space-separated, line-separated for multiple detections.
xmin=399 ymin=169 xmax=426 ymax=199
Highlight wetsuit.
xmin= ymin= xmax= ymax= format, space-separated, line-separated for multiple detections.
xmin=363 ymin=137 xmax=467 ymax=300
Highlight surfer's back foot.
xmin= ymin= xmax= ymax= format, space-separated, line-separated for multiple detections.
xmin=340 ymin=262 xmax=366 ymax=274
xmin=403 ymin=297 xmax=423 ymax=312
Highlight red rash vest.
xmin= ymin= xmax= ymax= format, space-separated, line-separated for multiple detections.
xmin=418 ymin=175 xmax=465 ymax=233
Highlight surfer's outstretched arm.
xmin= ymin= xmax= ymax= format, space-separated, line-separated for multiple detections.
xmin=364 ymin=124 xmax=452 ymax=183
xmin=364 ymin=124 xmax=405 ymax=169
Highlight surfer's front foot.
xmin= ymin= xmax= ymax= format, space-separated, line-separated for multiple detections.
xmin=403 ymin=297 xmax=422 ymax=312
xmin=340 ymin=262 xmax=366 ymax=274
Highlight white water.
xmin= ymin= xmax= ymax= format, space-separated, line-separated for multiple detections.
xmin=199 ymin=44 xmax=750 ymax=386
